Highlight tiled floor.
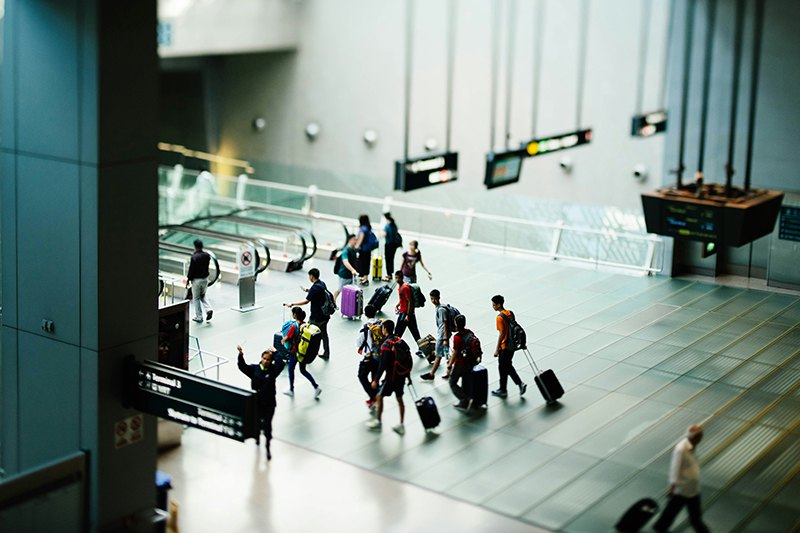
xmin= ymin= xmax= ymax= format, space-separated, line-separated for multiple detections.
xmin=159 ymin=241 xmax=800 ymax=532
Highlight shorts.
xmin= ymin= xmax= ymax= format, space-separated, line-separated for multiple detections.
xmin=378 ymin=377 xmax=406 ymax=398
xmin=338 ymin=275 xmax=354 ymax=291
xmin=435 ymin=339 xmax=449 ymax=358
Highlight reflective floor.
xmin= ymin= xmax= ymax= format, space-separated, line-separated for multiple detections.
xmin=159 ymin=241 xmax=800 ymax=532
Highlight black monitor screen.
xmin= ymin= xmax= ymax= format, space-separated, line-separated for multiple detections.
xmin=485 ymin=151 xmax=525 ymax=189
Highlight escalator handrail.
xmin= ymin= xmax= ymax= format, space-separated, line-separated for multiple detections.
xmin=235 ymin=206 xmax=347 ymax=253
xmin=210 ymin=213 xmax=317 ymax=262
xmin=158 ymin=242 xmax=222 ymax=286
xmin=160 ymin=225 xmax=269 ymax=276
xmin=224 ymin=209 xmax=319 ymax=259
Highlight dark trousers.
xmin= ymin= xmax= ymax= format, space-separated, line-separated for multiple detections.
xmin=310 ymin=318 xmax=330 ymax=357
xmin=288 ymin=354 xmax=318 ymax=390
xmin=358 ymin=357 xmax=379 ymax=400
xmin=395 ymin=312 xmax=421 ymax=344
xmin=449 ymin=363 xmax=471 ymax=402
xmin=498 ymin=348 xmax=522 ymax=391
xmin=384 ymin=244 xmax=400 ymax=278
xmin=259 ymin=403 xmax=276 ymax=445
xmin=654 ymin=494 xmax=708 ymax=533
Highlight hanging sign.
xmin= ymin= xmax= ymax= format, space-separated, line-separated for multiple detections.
xmin=484 ymin=150 xmax=526 ymax=190
xmin=523 ymin=128 xmax=592 ymax=158
xmin=394 ymin=152 xmax=459 ymax=192
xmin=632 ymin=110 xmax=668 ymax=137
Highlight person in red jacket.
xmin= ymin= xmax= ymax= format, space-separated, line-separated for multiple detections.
xmin=393 ymin=271 xmax=424 ymax=357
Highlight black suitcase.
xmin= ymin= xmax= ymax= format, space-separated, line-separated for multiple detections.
xmin=614 ymin=498 xmax=659 ymax=532
xmin=522 ymin=349 xmax=564 ymax=404
xmin=469 ymin=365 xmax=489 ymax=407
xmin=409 ymin=383 xmax=440 ymax=430
xmin=273 ymin=333 xmax=290 ymax=362
xmin=368 ymin=284 xmax=393 ymax=312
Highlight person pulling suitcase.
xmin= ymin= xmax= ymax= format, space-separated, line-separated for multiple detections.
xmin=490 ymin=295 xmax=527 ymax=399
xmin=448 ymin=314 xmax=482 ymax=412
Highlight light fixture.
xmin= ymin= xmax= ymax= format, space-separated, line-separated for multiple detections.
xmin=252 ymin=117 xmax=266 ymax=132
xmin=424 ymin=138 xmax=438 ymax=152
xmin=363 ymin=129 xmax=378 ymax=146
xmin=305 ymin=122 xmax=320 ymax=141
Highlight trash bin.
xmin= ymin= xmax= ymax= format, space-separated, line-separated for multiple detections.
xmin=155 ymin=470 xmax=172 ymax=533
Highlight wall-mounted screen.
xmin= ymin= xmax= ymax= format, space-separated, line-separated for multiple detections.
xmin=484 ymin=150 xmax=525 ymax=189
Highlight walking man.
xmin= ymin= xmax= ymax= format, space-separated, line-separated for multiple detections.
xmin=491 ymin=295 xmax=526 ymax=398
xmin=653 ymin=425 xmax=710 ymax=533
xmin=394 ymin=271 xmax=424 ymax=357
xmin=187 ymin=239 xmax=214 ymax=323
xmin=334 ymin=234 xmax=359 ymax=303
xmin=367 ymin=320 xmax=412 ymax=435
xmin=285 ymin=268 xmax=332 ymax=360
xmin=448 ymin=314 xmax=480 ymax=412
xmin=420 ymin=289 xmax=451 ymax=380
xmin=236 ymin=345 xmax=285 ymax=460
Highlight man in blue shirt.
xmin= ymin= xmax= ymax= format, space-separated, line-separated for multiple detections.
xmin=285 ymin=268 xmax=332 ymax=360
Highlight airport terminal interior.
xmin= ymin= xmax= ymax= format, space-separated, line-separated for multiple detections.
xmin=2 ymin=0 xmax=800 ymax=532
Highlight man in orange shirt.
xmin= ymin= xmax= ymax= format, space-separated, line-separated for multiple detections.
xmin=491 ymin=294 xmax=527 ymax=398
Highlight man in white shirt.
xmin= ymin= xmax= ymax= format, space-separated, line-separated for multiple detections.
xmin=653 ymin=425 xmax=709 ymax=533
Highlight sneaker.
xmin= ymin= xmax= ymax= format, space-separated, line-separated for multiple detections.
xmin=314 ymin=386 xmax=322 ymax=399
xmin=420 ymin=373 xmax=434 ymax=381
xmin=283 ymin=389 xmax=294 ymax=397
xmin=206 ymin=310 xmax=213 ymax=321
xmin=441 ymin=373 xmax=450 ymax=380
xmin=191 ymin=317 xmax=203 ymax=323
xmin=392 ymin=424 xmax=405 ymax=435
xmin=366 ymin=419 xmax=382 ymax=430
xmin=491 ymin=389 xmax=508 ymax=398
xmin=366 ymin=399 xmax=376 ymax=410
xmin=519 ymin=382 xmax=528 ymax=396
xmin=416 ymin=350 xmax=424 ymax=358
xmin=453 ymin=402 xmax=469 ymax=413
xmin=319 ymin=354 xmax=330 ymax=361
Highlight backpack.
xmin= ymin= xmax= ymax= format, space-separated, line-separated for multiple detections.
xmin=409 ymin=284 xmax=425 ymax=308
xmin=297 ymin=323 xmax=322 ymax=363
xmin=281 ymin=320 xmax=299 ymax=352
xmin=321 ymin=288 xmax=337 ymax=317
xmin=386 ymin=222 xmax=403 ymax=246
xmin=360 ymin=320 xmax=385 ymax=355
xmin=500 ymin=312 xmax=527 ymax=351
xmin=460 ymin=330 xmax=483 ymax=363
xmin=333 ymin=253 xmax=343 ymax=275
xmin=443 ymin=304 xmax=460 ymax=333
xmin=388 ymin=337 xmax=413 ymax=380
xmin=363 ymin=230 xmax=379 ymax=252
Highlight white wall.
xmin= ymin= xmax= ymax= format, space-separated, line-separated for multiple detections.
xmin=215 ymin=0 xmax=672 ymax=211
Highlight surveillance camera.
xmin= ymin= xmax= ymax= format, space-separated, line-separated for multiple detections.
xmin=559 ymin=157 xmax=573 ymax=173
xmin=305 ymin=122 xmax=321 ymax=140
xmin=633 ymin=164 xmax=648 ymax=180
xmin=424 ymin=138 xmax=438 ymax=152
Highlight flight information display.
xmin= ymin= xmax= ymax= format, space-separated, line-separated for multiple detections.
xmin=394 ymin=152 xmax=458 ymax=192
xmin=779 ymin=206 xmax=800 ymax=242
xmin=524 ymin=128 xmax=592 ymax=157
xmin=484 ymin=150 xmax=525 ymax=189
xmin=631 ymin=110 xmax=668 ymax=137
xmin=661 ymin=200 xmax=721 ymax=242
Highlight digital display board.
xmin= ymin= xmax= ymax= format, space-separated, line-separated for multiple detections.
xmin=484 ymin=150 xmax=526 ymax=189
xmin=394 ymin=152 xmax=458 ymax=192
xmin=524 ymin=128 xmax=592 ymax=158
xmin=779 ymin=206 xmax=800 ymax=242
xmin=662 ymin=201 xmax=721 ymax=241
xmin=631 ymin=110 xmax=668 ymax=137
xmin=126 ymin=359 xmax=258 ymax=441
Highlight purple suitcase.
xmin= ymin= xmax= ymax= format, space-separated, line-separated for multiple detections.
xmin=341 ymin=284 xmax=363 ymax=319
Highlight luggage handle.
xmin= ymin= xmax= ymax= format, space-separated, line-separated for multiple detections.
xmin=522 ymin=348 xmax=542 ymax=375
xmin=407 ymin=380 xmax=420 ymax=402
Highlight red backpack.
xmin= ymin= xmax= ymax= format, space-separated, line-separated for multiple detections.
xmin=459 ymin=330 xmax=483 ymax=363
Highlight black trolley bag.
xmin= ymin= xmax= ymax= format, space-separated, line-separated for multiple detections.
xmin=368 ymin=283 xmax=394 ymax=313
xmin=614 ymin=498 xmax=659 ymax=532
xmin=522 ymin=348 xmax=564 ymax=404
xmin=408 ymin=382 xmax=440 ymax=431
xmin=469 ymin=365 xmax=489 ymax=408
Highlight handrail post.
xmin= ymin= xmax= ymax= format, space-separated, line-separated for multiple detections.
xmin=461 ymin=208 xmax=475 ymax=246
xmin=644 ymin=239 xmax=657 ymax=276
xmin=304 ymin=185 xmax=318 ymax=214
xmin=550 ymin=221 xmax=563 ymax=259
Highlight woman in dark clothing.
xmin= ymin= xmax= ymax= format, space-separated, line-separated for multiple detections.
xmin=237 ymin=345 xmax=285 ymax=460
xmin=382 ymin=212 xmax=402 ymax=281
xmin=354 ymin=214 xmax=377 ymax=285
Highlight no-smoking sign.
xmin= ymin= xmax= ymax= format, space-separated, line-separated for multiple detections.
xmin=238 ymin=243 xmax=256 ymax=279
xmin=115 ymin=414 xmax=144 ymax=449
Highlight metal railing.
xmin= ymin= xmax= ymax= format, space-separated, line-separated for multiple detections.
xmin=188 ymin=336 xmax=228 ymax=381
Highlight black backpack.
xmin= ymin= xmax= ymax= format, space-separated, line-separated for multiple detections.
xmin=332 ymin=253 xmax=343 ymax=275
xmin=460 ymin=330 xmax=483 ymax=363
xmin=500 ymin=312 xmax=527 ymax=351
xmin=443 ymin=304 xmax=461 ymax=332
xmin=321 ymin=289 xmax=337 ymax=317
xmin=409 ymin=284 xmax=426 ymax=308
xmin=387 ymin=337 xmax=412 ymax=380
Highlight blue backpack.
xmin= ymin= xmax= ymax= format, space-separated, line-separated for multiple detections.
xmin=363 ymin=230 xmax=379 ymax=251
xmin=281 ymin=320 xmax=299 ymax=351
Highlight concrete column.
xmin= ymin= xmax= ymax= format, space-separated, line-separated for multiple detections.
xmin=1 ymin=0 xmax=158 ymax=530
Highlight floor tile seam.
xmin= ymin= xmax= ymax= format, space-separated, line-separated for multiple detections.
xmin=602 ymin=303 xmax=684 ymax=337
xmin=709 ymin=290 xmax=774 ymax=318
xmin=434 ymin=437 xmax=537 ymax=494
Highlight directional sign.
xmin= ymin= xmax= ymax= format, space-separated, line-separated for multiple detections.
xmin=523 ymin=129 xmax=592 ymax=158
xmin=126 ymin=359 xmax=258 ymax=442
xmin=779 ymin=206 xmax=800 ymax=242
xmin=238 ymin=243 xmax=256 ymax=279
xmin=632 ymin=110 xmax=668 ymax=137
xmin=394 ymin=152 xmax=459 ymax=192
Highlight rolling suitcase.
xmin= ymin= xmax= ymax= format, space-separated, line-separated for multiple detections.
xmin=367 ymin=283 xmax=394 ymax=312
xmin=614 ymin=498 xmax=659 ymax=532
xmin=409 ymin=383 xmax=440 ymax=430
xmin=371 ymin=256 xmax=383 ymax=280
xmin=341 ymin=284 xmax=363 ymax=319
xmin=273 ymin=332 xmax=290 ymax=362
xmin=522 ymin=349 xmax=564 ymax=404
xmin=469 ymin=364 xmax=489 ymax=407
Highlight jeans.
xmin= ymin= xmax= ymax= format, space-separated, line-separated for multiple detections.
xmin=309 ymin=318 xmax=330 ymax=357
xmin=191 ymin=278 xmax=212 ymax=320
xmin=288 ymin=354 xmax=318 ymax=390
xmin=384 ymin=244 xmax=400 ymax=278
xmin=653 ymin=494 xmax=709 ymax=533
xmin=395 ymin=312 xmax=421 ymax=344
xmin=498 ymin=348 xmax=522 ymax=391
xmin=449 ymin=363 xmax=471 ymax=402
xmin=358 ymin=357 xmax=379 ymax=400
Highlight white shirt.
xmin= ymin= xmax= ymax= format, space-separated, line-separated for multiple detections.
xmin=669 ymin=438 xmax=701 ymax=497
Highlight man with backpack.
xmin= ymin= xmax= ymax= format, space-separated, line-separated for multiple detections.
xmin=367 ymin=320 xmax=412 ymax=435
xmin=281 ymin=307 xmax=322 ymax=399
xmin=449 ymin=314 xmax=482 ymax=412
xmin=285 ymin=268 xmax=335 ymax=360
xmin=236 ymin=344 xmax=285 ymax=461
xmin=491 ymin=294 xmax=527 ymax=398
xmin=333 ymin=234 xmax=359 ymax=303
xmin=356 ymin=304 xmax=384 ymax=410
xmin=393 ymin=271 xmax=424 ymax=358
xmin=420 ymin=289 xmax=455 ymax=380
